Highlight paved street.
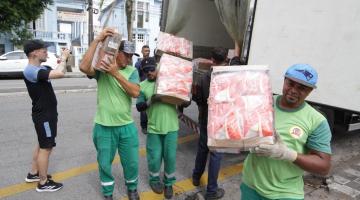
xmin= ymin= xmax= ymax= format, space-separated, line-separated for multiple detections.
xmin=0 ymin=78 xmax=359 ymax=200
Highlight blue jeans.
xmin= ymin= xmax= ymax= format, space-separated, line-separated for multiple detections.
xmin=192 ymin=124 xmax=223 ymax=194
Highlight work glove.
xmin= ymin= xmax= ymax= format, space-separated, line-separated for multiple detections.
xmin=146 ymin=99 xmax=152 ymax=107
xmin=250 ymin=133 xmax=298 ymax=162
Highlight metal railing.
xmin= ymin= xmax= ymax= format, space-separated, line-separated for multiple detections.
xmin=30 ymin=30 xmax=75 ymax=42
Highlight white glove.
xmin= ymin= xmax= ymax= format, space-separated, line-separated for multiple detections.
xmin=146 ymin=99 xmax=152 ymax=107
xmin=250 ymin=133 xmax=298 ymax=162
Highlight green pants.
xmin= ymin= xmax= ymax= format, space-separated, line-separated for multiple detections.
xmin=146 ymin=131 xmax=178 ymax=186
xmin=240 ymin=183 xmax=303 ymax=200
xmin=93 ymin=123 xmax=139 ymax=196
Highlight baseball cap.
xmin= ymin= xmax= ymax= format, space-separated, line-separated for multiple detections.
xmin=141 ymin=57 xmax=157 ymax=72
xmin=119 ymin=40 xmax=140 ymax=56
xmin=285 ymin=64 xmax=318 ymax=88
xmin=23 ymin=40 xmax=50 ymax=56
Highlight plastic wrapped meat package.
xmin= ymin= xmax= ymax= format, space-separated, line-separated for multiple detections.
xmin=156 ymin=32 xmax=193 ymax=59
xmin=207 ymin=65 xmax=275 ymax=153
xmin=91 ymin=33 xmax=122 ymax=72
xmin=154 ymin=53 xmax=193 ymax=105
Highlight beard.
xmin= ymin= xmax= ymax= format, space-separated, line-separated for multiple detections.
xmin=39 ymin=58 xmax=47 ymax=63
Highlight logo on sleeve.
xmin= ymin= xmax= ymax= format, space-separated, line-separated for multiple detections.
xmin=289 ymin=126 xmax=304 ymax=139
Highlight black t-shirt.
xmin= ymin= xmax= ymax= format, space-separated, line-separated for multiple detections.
xmin=23 ymin=65 xmax=57 ymax=121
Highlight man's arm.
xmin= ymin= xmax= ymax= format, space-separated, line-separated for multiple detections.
xmin=48 ymin=49 xmax=70 ymax=79
xmin=100 ymin=57 xmax=140 ymax=97
xmin=294 ymin=150 xmax=331 ymax=176
xmin=79 ymin=28 xmax=115 ymax=76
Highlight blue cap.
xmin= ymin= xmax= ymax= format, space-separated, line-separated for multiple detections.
xmin=285 ymin=64 xmax=318 ymax=88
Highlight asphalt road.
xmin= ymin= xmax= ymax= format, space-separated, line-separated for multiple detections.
xmin=0 ymin=78 xmax=359 ymax=200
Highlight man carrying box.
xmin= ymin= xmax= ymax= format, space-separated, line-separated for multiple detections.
xmin=79 ymin=28 xmax=140 ymax=200
xmin=136 ymin=57 xmax=179 ymax=199
xmin=192 ymin=47 xmax=228 ymax=199
xmin=241 ymin=64 xmax=332 ymax=200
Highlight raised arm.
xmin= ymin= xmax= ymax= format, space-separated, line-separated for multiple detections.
xmin=48 ymin=49 xmax=71 ymax=79
xmin=79 ymin=28 xmax=115 ymax=76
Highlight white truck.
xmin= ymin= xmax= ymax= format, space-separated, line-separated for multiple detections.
xmin=160 ymin=0 xmax=360 ymax=132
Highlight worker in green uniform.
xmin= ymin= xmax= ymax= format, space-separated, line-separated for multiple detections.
xmin=241 ymin=64 xmax=332 ymax=200
xmin=136 ymin=57 xmax=179 ymax=199
xmin=79 ymin=28 xmax=141 ymax=200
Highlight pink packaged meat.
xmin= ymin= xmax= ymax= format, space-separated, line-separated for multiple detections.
xmin=156 ymin=32 xmax=193 ymax=60
xmin=207 ymin=65 xmax=275 ymax=152
xmin=91 ymin=33 xmax=122 ymax=72
xmin=155 ymin=53 xmax=193 ymax=105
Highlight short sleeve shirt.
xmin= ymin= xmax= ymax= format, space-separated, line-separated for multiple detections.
xmin=23 ymin=64 xmax=57 ymax=121
xmin=94 ymin=65 xmax=139 ymax=126
xmin=242 ymin=95 xmax=332 ymax=199
xmin=137 ymin=79 xmax=179 ymax=134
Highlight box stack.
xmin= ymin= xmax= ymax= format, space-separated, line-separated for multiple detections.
xmin=154 ymin=32 xmax=193 ymax=105
xmin=207 ymin=65 xmax=275 ymax=153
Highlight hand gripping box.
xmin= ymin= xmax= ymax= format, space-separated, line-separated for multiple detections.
xmin=91 ymin=33 xmax=122 ymax=72
xmin=207 ymin=65 xmax=275 ymax=153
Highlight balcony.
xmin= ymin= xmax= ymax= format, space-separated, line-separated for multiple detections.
xmin=30 ymin=30 xmax=75 ymax=44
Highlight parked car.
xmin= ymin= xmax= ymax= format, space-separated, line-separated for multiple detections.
xmin=0 ymin=50 xmax=60 ymax=78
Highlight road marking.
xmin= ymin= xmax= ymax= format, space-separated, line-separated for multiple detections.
xmin=0 ymin=134 xmax=198 ymax=198
xmin=344 ymin=168 xmax=360 ymax=177
xmin=121 ymin=163 xmax=244 ymax=200
xmin=333 ymin=175 xmax=351 ymax=185
xmin=328 ymin=182 xmax=360 ymax=198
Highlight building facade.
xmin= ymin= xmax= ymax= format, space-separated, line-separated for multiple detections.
xmin=99 ymin=0 xmax=162 ymax=58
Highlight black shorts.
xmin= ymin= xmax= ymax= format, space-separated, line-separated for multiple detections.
xmin=33 ymin=119 xmax=57 ymax=149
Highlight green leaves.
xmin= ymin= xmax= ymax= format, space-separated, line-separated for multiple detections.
xmin=0 ymin=0 xmax=53 ymax=45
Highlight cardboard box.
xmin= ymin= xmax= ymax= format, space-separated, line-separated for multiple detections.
xmin=207 ymin=65 xmax=275 ymax=152
xmin=91 ymin=33 xmax=122 ymax=71
xmin=154 ymin=53 xmax=193 ymax=105
xmin=156 ymin=32 xmax=193 ymax=60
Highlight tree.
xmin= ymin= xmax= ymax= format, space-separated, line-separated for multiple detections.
xmin=0 ymin=0 xmax=53 ymax=46
xmin=125 ymin=0 xmax=134 ymax=41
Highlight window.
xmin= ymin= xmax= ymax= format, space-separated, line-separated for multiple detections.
xmin=137 ymin=11 xmax=144 ymax=28
xmin=5 ymin=52 xmax=26 ymax=60
xmin=133 ymin=34 xmax=136 ymax=40
xmin=137 ymin=34 xmax=144 ymax=42
xmin=137 ymin=1 xmax=144 ymax=11
xmin=35 ymin=14 xmax=45 ymax=30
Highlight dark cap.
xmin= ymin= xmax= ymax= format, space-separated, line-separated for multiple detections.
xmin=141 ymin=57 xmax=157 ymax=69
xmin=119 ymin=40 xmax=140 ymax=56
xmin=23 ymin=40 xmax=49 ymax=56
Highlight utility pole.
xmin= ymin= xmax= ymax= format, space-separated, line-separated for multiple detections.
xmin=88 ymin=0 xmax=94 ymax=44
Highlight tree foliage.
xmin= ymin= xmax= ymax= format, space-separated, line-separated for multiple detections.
xmin=0 ymin=0 xmax=53 ymax=45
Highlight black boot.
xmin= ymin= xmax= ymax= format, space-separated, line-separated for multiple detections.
xmin=164 ymin=185 xmax=173 ymax=199
xmin=205 ymin=188 xmax=225 ymax=200
xmin=127 ymin=189 xmax=140 ymax=200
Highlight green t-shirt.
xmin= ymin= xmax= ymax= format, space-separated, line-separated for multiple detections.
xmin=137 ymin=79 xmax=179 ymax=134
xmin=242 ymin=95 xmax=331 ymax=199
xmin=94 ymin=66 xmax=139 ymax=126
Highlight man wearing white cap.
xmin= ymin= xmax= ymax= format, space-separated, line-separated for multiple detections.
xmin=80 ymin=28 xmax=140 ymax=200
xmin=241 ymin=64 xmax=332 ymax=200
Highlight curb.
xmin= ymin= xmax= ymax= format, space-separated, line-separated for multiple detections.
xmin=0 ymin=88 xmax=97 ymax=97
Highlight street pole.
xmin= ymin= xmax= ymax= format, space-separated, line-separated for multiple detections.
xmin=88 ymin=0 xmax=94 ymax=44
